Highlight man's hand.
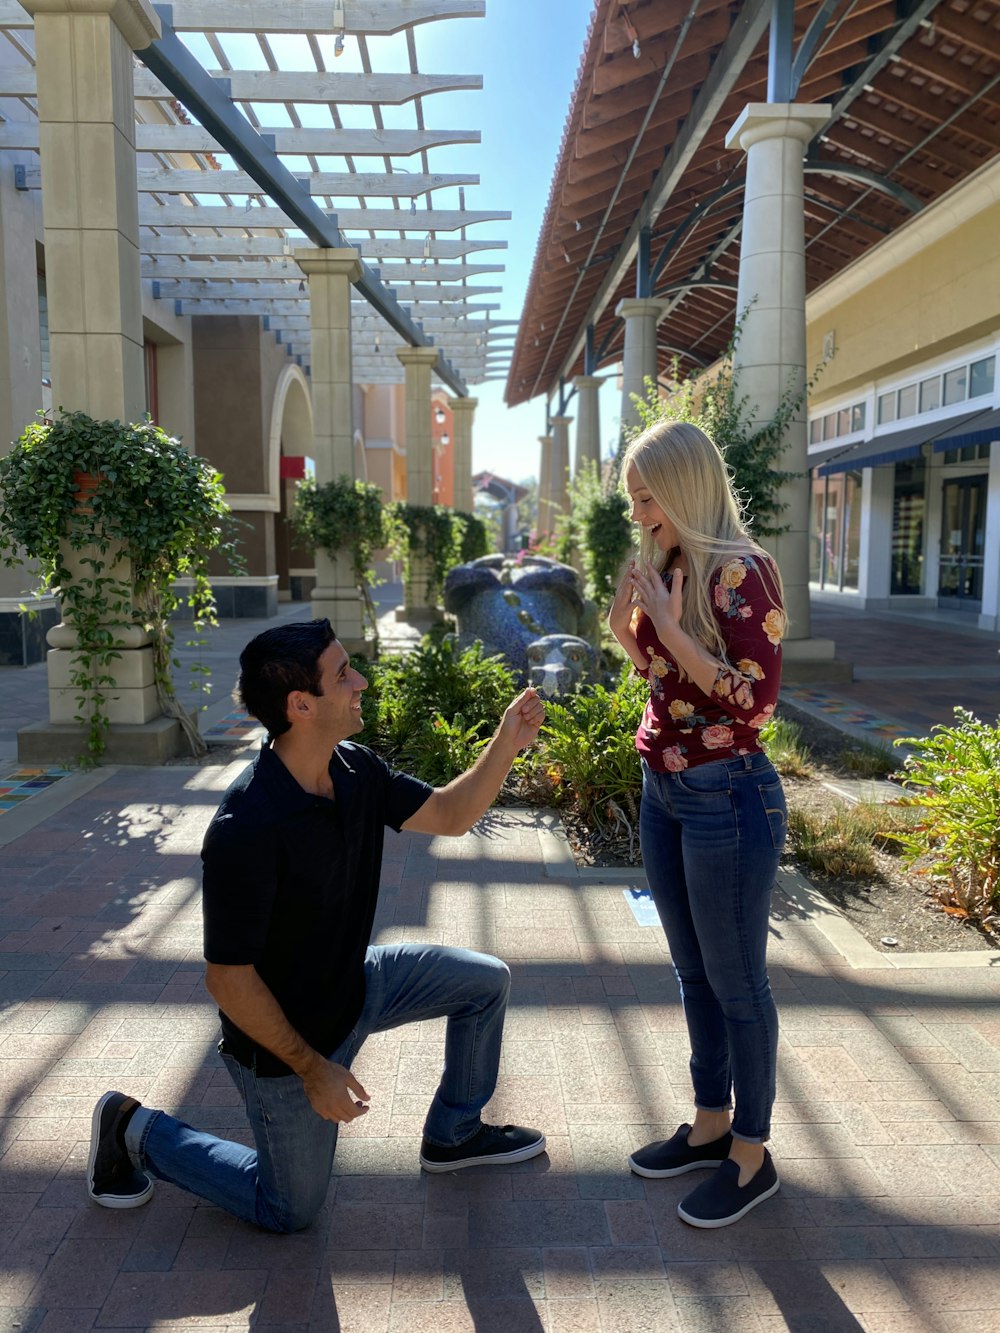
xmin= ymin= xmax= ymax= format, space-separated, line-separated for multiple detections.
xmin=301 ymin=1057 xmax=370 ymax=1125
xmin=498 ymin=687 xmax=545 ymax=751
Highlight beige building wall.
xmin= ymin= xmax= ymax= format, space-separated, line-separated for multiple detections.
xmin=807 ymin=181 xmax=1000 ymax=405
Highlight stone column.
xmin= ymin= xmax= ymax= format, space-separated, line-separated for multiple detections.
xmin=396 ymin=345 xmax=440 ymax=617
xmin=725 ymin=102 xmax=843 ymax=677
xmin=450 ymin=396 xmax=477 ymax=515
xmin=27 ymin=0 xmax=157 ymax=421
xmin=536 ymin=433 xmax=553 ymax=540
xmin=614 ymin=297 xmax=664 ymax=437
xmin=549 ymin=415 xmax=572 ymax=526
xmin=295 ymin=247 xmax=367 ymax=651
xmin=19 ymin=0 xmax=177 ymax=763
xmin=573 ymin=374 xmax=603 ymax=477
xmin=0 ymin=159 xmax=54 ymax=665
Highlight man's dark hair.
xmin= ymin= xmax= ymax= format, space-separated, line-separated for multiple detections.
xmin=237 ymin=619 xmax=337 ymax=737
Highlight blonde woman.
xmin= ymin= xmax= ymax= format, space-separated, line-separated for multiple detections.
xmin=609 ymin=420 xmax=787 ymax=1229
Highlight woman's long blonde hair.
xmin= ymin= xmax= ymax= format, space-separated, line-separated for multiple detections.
xmin=621 ymin=419 xmax=784 ymax=661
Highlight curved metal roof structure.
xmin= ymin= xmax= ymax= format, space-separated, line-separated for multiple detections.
xmin=506 ymin=0 xmax=1000 ymax=409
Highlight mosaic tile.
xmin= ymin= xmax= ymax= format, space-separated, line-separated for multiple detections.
xmin=782 ymin=686 xmax=910 ymax=739
xmin=0 ymin=764 xmax=71 ymax=815
xmin=202 ymin=706 xmax=264 ymax=741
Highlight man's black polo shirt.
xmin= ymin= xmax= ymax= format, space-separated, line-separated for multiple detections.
xmin=201 ymin=740 xmax=432 ymax=1077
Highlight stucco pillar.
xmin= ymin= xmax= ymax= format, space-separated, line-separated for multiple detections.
xmin=26 ymin=0 xmax=157 ymax=421
xmin=0 ymin=161 xmax=55 ymax=664
xmin=396 ymin=345 xmax=440 ymax=616
xmin=549 ymin=415 xmax=572 ymax=526
xmin=295 ymin=247 xmax=366 ymax=650
xmin=573 ymin=374 xmax=603 ymax=476
xmin=18 ymin=1 xmax=179 ymax=762
xmin=726 ymin=101 xmax=842 ymax=675
xmin=615 ymin=297 xmax=664 ymax=437
xmin=450 ymin=395 xmax=477 ymax=515
xmin=536 ymin=433 xmax=553 ymax=539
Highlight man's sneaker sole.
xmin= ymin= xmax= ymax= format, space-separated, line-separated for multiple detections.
xmin=629 ymin=1151 xmax=730 ymax=1179
xmin=419 ymin=1132 xmax=546 ymax=1173
xmin=87 ymin=1092 xmax=154 ymax=1210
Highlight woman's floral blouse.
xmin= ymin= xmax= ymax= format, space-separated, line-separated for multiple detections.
xmin=634 ymin=554 xmax=785 ymax=772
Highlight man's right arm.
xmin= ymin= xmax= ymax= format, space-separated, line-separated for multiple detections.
xmin=204 ymin=962 xmax=369 ymax=1124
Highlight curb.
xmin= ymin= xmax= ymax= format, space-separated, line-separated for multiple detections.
xmin=527 ymin=807 xmax=1000 ymax=971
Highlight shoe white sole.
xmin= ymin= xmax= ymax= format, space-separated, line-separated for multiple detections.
xmin=420 ymin=1133 xmax=546 ymax=1173
xmin=677 ymin=1177 xmax=780 ymax=1228
xmin=87 ymin=1093 xmax=154 ymax=1210
xmin=629 ymin=1154 xmax=729 ymax=1179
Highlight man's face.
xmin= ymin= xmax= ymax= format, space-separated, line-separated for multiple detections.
xmin=313 ymin=640 xmax=369 ymax=741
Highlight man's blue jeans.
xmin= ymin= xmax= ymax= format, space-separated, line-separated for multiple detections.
xmin=639 ymin=752 xmax=786 ymax=1143
xmin=125 ymin=943 xmax=511 ymax=1232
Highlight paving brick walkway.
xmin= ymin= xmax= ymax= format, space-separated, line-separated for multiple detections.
xmin=1 ymin=600 xmax=999 ymax=1331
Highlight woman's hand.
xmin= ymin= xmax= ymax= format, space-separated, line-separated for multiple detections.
xmin=608 ymin=561 xmax=638 ymax=639
xmin=630 ymin=561 xmax=683 ymax=643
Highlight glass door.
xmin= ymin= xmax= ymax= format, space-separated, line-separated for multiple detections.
xmin=938 ymin=476 xmax=987 ymax=608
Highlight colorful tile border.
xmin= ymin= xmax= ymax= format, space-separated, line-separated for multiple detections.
xmin=0 ymin=764 xmax=72 ymax=814
xmin=781 ymin=685 xmax=912 ymax=741
xmin=202 ymin=705 xmax=264 ymax=742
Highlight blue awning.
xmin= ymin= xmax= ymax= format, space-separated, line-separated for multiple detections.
xmin=817 ymin=407 xmax=993 ymax=476
xmin=930 ymin=405 xmax=1000 ymax=452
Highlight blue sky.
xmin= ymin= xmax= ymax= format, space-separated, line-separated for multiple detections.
xmin=180 ymin=4 xmax=616 ymax=486
xmin=413 ymin=3 xmax=619 ymax=485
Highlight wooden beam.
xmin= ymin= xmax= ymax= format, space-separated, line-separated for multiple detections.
xmin=0 ymin=68 xmax=483 ymax=104
xmin=139 ymin=203 xmax=511 ymax=230
xmin=19 ymin=166 xmax=479 ymax=197
xmin=141 ymin=236 xmax=508 ymax=259
xmin=0 ymin=122 xmax=481 ymax=155
xmin=0 ymin=1 xmax=486 ymax=34
xmin=142 ymin=259 xmax=502 ymax=281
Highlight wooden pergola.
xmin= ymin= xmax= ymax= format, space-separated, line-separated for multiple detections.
xmin=0 ymin=0 xmax=513 ymax=390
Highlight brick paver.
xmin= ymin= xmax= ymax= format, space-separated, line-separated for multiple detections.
xmin=1 ymin=599 xmax=999 ymax=1330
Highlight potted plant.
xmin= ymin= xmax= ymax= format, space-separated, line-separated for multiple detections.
xmin=290 ymin=474 xmax=406 ymax=654
xmin=0 ymin=409 xmax=241 ymax=762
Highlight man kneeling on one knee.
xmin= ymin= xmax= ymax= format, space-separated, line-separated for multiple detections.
xmin=87 ymin=618 xmax=547 ymax=1233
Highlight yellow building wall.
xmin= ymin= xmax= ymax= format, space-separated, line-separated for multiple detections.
xmin=806 ymin=199 xmax=1000 ymax=405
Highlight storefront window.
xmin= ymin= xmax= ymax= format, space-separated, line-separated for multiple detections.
xmin=809 ymin=479 xmax=824 ymax=583
xmin=810 ymin=470 xmax=861 ymax=592
xmin=943 ymin=366 xmax=967 ymax=405
xmin=877 ymin=392 xmax=896 ymax=425
xmin=970 ymin=356 xmax=995 ymax=398
xmin=891 ymin=460 xmax=926 ymax=595
xmin=843 ymin=471 xmax=861 ymax=590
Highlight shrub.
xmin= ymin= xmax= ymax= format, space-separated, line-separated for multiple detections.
xmin=760 ymin=715 xmax=813 ymax=777
xmin=357 ymin=637 xmax=516 ymax=782
xmin=893 ymin=708 xmax=1000 ymax=914
xmin=528 ymin=667 xmax=645 ymax=837
xmin=291 ymin=475 xmax=405 ymax=651
xmin=788 ymin=800 xmax=921 ymax=880
xmin=840 ymin=739 xmax=899 ymax=779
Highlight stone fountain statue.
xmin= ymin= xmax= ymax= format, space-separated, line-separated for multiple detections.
xmin=443 ymin=554 xmax=601 ymax=696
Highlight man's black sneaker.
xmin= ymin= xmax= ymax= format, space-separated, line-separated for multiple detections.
xmin=677 ymin=1150 xmax=779 ymax=1228
xmin=419 ymin=1123 xmax=546 ymax=1173
xmin=629 ymin=1123 xmax=734 ymax=1178
xmin=87 ymin=1091 xmax=153 ymax=1209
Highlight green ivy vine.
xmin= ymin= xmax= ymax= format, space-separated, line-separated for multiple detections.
xmin=290 ymin=474 xmax=406 ymax=651
xmin=0 ymin=409 xmax=241 ymax=763
xmin=396 ymin=502 xmax=465 ymax=607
